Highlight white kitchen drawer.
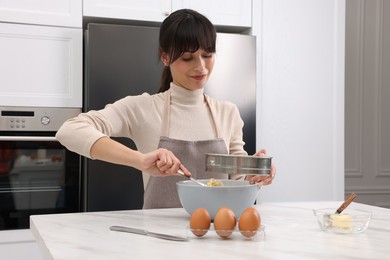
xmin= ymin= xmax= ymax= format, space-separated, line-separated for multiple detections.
xmin=0 ymin=0 xmax=82 ymax=28
xmin=0 ymin=229 xmax=43 ymax=260
xmin=83 ymin=0 xmax=171 ymax=22
xmin=172 ymin=0 xmax=252 ymax=28
xmin=0 ymin=22 xmax=82 ymax=108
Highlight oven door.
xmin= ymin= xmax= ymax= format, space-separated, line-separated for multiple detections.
xmin=0 ymin=133 xmax=81 ymax=230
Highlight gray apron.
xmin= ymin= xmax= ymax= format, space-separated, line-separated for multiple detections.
xmin=143 ymin=90 xmax=228 ymax=209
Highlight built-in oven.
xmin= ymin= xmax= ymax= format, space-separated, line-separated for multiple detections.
xmin=0 ymin=107 xmax=81 ymax=230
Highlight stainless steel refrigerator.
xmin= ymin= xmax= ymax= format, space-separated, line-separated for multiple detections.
xmin=84 ymin=23 xmax=256 ymax=212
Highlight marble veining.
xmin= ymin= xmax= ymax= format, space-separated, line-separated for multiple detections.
xmin=30 ymin=202 xmax=390 ymax=260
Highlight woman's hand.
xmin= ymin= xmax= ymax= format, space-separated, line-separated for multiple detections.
xmin=141 ymin=148 xmax=192 ymax=177
xmin=246 ymin=149 xmax=276 ymax=185
xmin=90 ymin=137 xmax=191 ymax=178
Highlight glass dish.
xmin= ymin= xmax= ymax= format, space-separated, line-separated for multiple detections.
xmin=186 ymin=225 xmax=265 ymax=241
xmin=313 ymin=208 xmax=371 ymax=234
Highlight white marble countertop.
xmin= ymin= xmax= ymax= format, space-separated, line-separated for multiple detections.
xmin=30 ymin=201 xmax=390 ymax=260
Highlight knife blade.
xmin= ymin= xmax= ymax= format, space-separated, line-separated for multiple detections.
xmin=109 ymin=226 xmax=188 ymax=242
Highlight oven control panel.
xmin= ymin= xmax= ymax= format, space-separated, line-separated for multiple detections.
xmin=0 ymin=107 xmax=81 ymax=131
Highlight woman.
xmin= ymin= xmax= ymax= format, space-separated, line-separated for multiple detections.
xmin=56 ymin=9 xmax=276 ymax=209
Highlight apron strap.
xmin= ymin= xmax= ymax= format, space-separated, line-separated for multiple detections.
xmin=160 ymin=89 xmax=171 ymax=137
xmin=161 ymin=89 xmax=222 ymax=138
xmin=204 ymin=95 xmax=222 ymax=138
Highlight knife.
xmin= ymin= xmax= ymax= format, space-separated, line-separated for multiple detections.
xmin=109 ymin=226 xmax=188 ymax=242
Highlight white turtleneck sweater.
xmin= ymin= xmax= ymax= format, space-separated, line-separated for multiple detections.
xmin=56 ymin=83 xmax=247 ymax=185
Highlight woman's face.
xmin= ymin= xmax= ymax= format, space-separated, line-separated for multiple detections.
xmin=162 ymin=49 xmax=215 ymax=90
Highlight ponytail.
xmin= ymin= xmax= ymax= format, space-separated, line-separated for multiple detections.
xmin=159 ymin=66 xmax=172 ymax=93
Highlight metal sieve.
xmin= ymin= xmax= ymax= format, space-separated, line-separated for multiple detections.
xmin=205 ymin=153 xmax=272 ymax=175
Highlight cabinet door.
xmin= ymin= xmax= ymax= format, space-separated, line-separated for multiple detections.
xmin=83 ymin=0 xmax=171 ymax=22
xmin=0 ymin=0 xmax=81 ymax=28
xmin=171 ymin=0 xmax=251 ymax=27
xmin=0 ymin=23 xmax=82 ymax=108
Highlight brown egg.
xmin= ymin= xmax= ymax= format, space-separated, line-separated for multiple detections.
xmin=238 ymin=207 xmax=261 ymax=237
xmin=214 ymin=208 xmax=236 ymax=238
xmin=190 ymin=208 xmax=211 ymax=237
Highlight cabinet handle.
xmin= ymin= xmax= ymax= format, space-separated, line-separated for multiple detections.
xmin=163 ymin=11 xmax=170 ymax=17
xmin=0 ymin=136 xmax=57 ymax=141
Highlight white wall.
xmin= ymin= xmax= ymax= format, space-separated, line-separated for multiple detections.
xmin=252 ymin=0 xmax=345 ymax=202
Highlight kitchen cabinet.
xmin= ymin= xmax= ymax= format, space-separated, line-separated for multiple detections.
xmin=83 ymin=0 xmax=251 ymax=27
xmin=171 ymin=0 xmax=251 ymax=28
xmin=0 ymin=0 xmax=83 ymax=108
xmin=83 ymin=0 xmax=171 ymax=22
xmin=0 ymin=0 xmax=82 ymax=28
xmin=0 ymin=22 xmax=82 ymax=108
xmin=0 ymin=229 xmax=42 ymax=260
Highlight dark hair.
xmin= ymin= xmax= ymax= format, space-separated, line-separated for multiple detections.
xmin=158 ymin=9 xmax=217 ymax=93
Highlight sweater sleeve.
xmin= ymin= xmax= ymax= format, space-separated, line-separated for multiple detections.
xmin=55 ymin=93 xmax=153 ymax=158
xmin=55 ymin=111 xmax=110 ymax=158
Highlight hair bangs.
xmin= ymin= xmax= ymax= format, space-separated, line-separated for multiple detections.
xmin=168 ymin=17 xmax=216 ymax=63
